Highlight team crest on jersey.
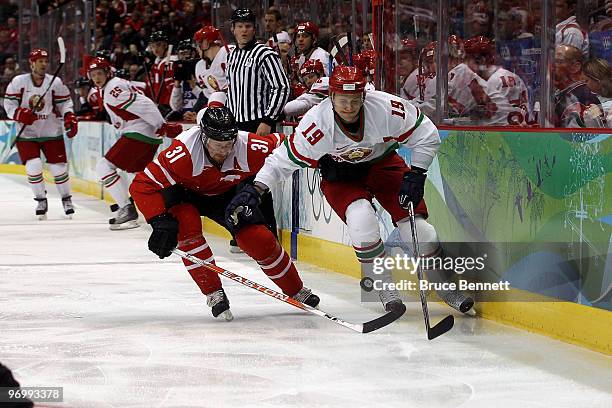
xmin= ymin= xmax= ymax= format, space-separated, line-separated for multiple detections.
xmin=207 ymin=75 xmax=220 ymax=91
xmin=29 ymin=95 xmax=44 ymax=112
xmin=337 ymin=147 xmax=373 ymax=162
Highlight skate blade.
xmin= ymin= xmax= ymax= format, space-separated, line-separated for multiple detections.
xmin=109 ymin=220 xmax=140 ymax=230
xmin=37 ymin=214 xmax=47 ymax=220
xmin=229 ymin=246 xmax=244 ymax=254
xmin=65 ymin=214 xmax=73 ymax=219
xmin=464 ymin=307 xmax=477 ymax=317
xmin=216 ymin=310 xmax=234 ymax=321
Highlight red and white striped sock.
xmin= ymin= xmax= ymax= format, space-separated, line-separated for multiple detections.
xmin=178 ymin=237 xmax=221 ymax=295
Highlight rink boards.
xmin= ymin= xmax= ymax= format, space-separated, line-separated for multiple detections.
xmin=0 ymin=120 xmax=610 ymax=354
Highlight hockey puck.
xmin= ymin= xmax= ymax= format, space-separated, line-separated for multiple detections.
xmin=360 ymin=277 xmax=374 ymax=292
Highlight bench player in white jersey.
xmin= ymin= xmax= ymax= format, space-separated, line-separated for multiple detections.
xmin=283 ymin=59 xmax=328 ymax=117
xmin=87 ymin=57 xmax=182 ymax=230
xmin=3 ymin=48 xmax=78 ymax=219
xmin=464 ymin=36 xmax=530 ymax=126
xmin=129 ymin=107 xmax=320 ymax=320
xmin=227 ymin=66 xmax=475 ymax=315
xmin=192 ymin=26 xmax=234 ymax=110
xmin=293 ymin=22 xmax=331 ymax=76
xmin=416 ymin=36 xmax=496 ymax=122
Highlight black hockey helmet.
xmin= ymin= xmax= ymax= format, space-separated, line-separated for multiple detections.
xmin=95 ymin=49 xmax=112 ymax=61
xmin=199 ymin=107 xmax=238 ymax=142
xmin=231 ymin=8 xmax=256 ymax=24
xmin=114 ymin=68 xmax=130 ymax=79
xmin=149 ymin=31 xmax=168 ymax=43
xmin=75 ymin=76 xmax=91 ymax=88
xmin=177 ymin=39 xmax=195 ymax=52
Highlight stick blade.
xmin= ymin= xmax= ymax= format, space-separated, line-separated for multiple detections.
xmin=427 ymin=315 xmax=454 ymax=340
xmin=362 ymin=302 xmax=406 ymax=333
xmin=57 ymin=37 xmax=66 ymax=63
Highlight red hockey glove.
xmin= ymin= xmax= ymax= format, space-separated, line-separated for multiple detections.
xmin=157 ymin=122 xmax=183 ymax=138
xmin=64 ymin=112 xmax=78 ymax=138
xmin=14 ymin=107 xmax=36 ymax=126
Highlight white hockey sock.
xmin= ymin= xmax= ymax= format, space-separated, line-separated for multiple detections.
xmin=48 ymin=162 xmax=71 ymax=197
xmin=25 ymin=158 xmax=46 ymax=198
xmin=96 ymin=157 xmax=130 ymax=207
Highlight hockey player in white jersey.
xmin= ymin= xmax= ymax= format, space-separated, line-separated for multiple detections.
xmin=227 ymin=66 xmax=475 ymax=315
xmin=293 ymin=22 xmax=331 ymax=76
xmin=283 ymin=59 xmax=328 ymax=117
xmin=464 ymin=36 xmax=530 ymax=126
xmin=3 ymin=48 xmax=78 ymax=219
xmin=413 ymin=36 xmax=496 ymax=123
xmin=87 ymin=57 xmax=182 ymax=230
xmin=193 ymin=26 xmax=234 ymax=100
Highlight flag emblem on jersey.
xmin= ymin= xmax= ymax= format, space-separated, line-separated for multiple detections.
xmin=29 ymin=95 xmax=45 ymax=112
xmin=338 ymin=147 xmax=373 ymax=162
xmin=207 ymin=75 xmax=220 ymax=91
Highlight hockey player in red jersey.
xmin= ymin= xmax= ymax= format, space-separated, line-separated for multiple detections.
xmin=129 ymin=106 xmax=320 ymax=320
xmin=87 ymin=57 xmax=182 ymax=230
xmin=145 ymin=31 xmax=174 ymax=112
xmin=227 ymin=66 xmax=475 ymax=315
xmin=3 ymin=48 xmax=78 ymax=219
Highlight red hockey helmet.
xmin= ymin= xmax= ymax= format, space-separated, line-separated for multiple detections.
xmin=87 ymin=56 xmax=112 ymax=79
xmin=423 ymin=41 xmax=437 ymax=61
xmin=464 ymin=35 xmax=495 ymax=62
xmin=352 ymin=53 xmax=368 ymax=75
xmin=294 ymin=21 xmax=319 ymax=41
xmin=193 ymin=26 xmax=221 ymax=44
xmin=329 ymin=65 xmax=367 ymax=94
xmin=400 ymin=38 xmax=417 ymax=53
xmin=299 ymin=59 xmax=324 ymax=78
xmin=29 ymin=48 xmax=49 ymax=63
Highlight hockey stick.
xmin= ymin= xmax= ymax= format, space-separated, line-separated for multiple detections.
xmin=172 ymin=248 xmax=406 ymax=333
xmin=330 ymin=35 xmax=349 ymax=66
xmin=10 ymin=37 xmax=66 ymax=149
xmin=407 ymin=202 xmax=454 ymax=340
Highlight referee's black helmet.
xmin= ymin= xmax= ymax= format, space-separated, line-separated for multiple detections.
xmin=231 ymin=8 xmax=256 ymax=24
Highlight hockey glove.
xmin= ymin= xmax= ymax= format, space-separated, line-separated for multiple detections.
xmin=64 ymin=112 xmax=78 ymax=138
xmin=148 ymin=213 xmax=179 ymax=259
xmin=398 ymin=167 xmax=427 ymax=210
xmin=225 ymin=183 xmax=265 ymax=233
xmin=157 ymin=122 xmax=183 ymax=138
xmin=14 ymin=107 xmax=37 ymax=126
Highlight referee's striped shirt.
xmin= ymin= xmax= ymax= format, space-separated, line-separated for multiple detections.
xmin=226 ymin=39 xmax=290 ymax=125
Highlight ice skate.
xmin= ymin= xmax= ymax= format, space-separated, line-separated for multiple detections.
xmin=61 ymin=195 xmax=75 ymax=218
xmin=109 ymin=203 xmax=139 ymax=230
xmin=34 ymin=197 xmax=48 ymax=220
xmin=229 ymin=238 xmax=244 ymax=253
xmin=379 ymin=288 xmax=404 ymax=312
xmin=206 ymin=289 xmax=233 ymax=321
xmin=292 ymin=286 xmax=320 ymax=308
xmin=438 ymin=289 xmax=475 ymax=316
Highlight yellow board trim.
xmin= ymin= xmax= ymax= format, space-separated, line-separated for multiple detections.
xmin=2 ymin=164 xmax=609 ymax=355
xmin=202 ymin=221 xmax=611 ymax=355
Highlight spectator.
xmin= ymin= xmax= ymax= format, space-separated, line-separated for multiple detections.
xmin=1 ymin=55 xmax=20 ymax=83
xmin=583 ymin=58 xmax=612 ymax=126
xmin=263 ymin=7 xmax=288 ymax=43
xmin=0 ymin=26 xmax=17 ymax=57
xmin=555 ymin=0 xmax=589 ymax=57
xmin=553 ymin=44 xmax=607 ymax=127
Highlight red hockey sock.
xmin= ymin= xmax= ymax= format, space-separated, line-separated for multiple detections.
xmin=236 ymin=225 xmax=303 ymax=296
xmin=178 ymin=236 xmax=222 ymax=295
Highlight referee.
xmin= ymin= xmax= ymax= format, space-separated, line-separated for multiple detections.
xmin=226 ymin=8 xmax=290 ymax=135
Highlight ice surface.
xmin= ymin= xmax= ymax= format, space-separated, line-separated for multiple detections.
xmin=0 ymin=174 xmax=610 ymax=407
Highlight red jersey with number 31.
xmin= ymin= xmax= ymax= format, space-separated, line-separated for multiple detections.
xmin=130 ymin=126 xmax=284 ymax=221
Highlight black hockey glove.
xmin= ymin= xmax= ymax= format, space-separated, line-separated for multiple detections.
xmin=398 ymin=167 xmax=427 ymax=210
xmin=148 ymin=213 xmax=179 ymax=259
xmin=225 ymin=183 xmax=265 ymax=233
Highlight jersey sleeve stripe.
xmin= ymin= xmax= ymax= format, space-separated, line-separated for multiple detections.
xmin=152 ymin=159 xmax=176 ymax=185
xmin=143 ymin=167 xmax=164 ymax=188
xmin=396 ymin=110 xmax=424 ymax=144
xmin=285 ymin=136 xmax=317 ymax=167
xmin=116 ymin=92 xmax=137 ymax=110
